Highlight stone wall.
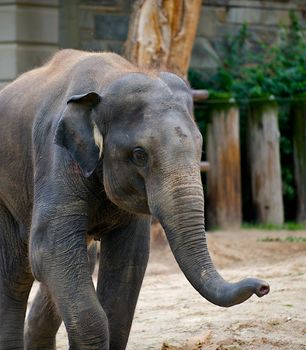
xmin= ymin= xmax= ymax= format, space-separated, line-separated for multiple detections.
xmin=192 ymin=0 xmax=306 ymax=75
xmin=60 ymin=0 xmax=133 ymax=54
xmin=0 ymin=0 xmax=58 ymax=89
xmin=59 ymin=0 xmax=305 ymax=76
xmin=1 ymin=0 xmax=305 ymax=88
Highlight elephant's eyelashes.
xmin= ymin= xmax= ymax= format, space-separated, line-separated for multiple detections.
xmin=132 ymin=147 xmax=148 ymax=167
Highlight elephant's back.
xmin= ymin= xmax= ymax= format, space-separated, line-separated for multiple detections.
xmin=0 ymin=55 xmax=53 ymax=226
xmin=0 ymin=49 xmax=136 ymax=225
xmin=0 ymin=80 xmax=35 ymax=226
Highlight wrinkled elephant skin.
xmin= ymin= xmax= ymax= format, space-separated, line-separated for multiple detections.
xmin=0 ymin=50 xmax=269 ymax=350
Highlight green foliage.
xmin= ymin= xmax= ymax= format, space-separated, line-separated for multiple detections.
xmin=189 ymin=12 xmax=306 ymax=222
xmin=189 ymin=11 xmax=306 ymax=100
xmin=257 ymin=235 xmax=306 ymax=242
xmin=243 ymin=222 xmax=306 ymax=231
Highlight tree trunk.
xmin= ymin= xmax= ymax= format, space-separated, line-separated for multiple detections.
xmin=206 ymin=105 xmax=242 ymax=229
xmin=248 ymin=102 xmax=284 ymax=225
xmin=124 ymin=0 xmax=202 ymax=77
xmin=292 ymin=99 xmax=306 ymax=224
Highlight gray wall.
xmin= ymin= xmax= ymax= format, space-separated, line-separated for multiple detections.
xmin=61 ymin=0 xmax=305 ymax=75
xmin=192 ymin=0 xmax=306 ymax=74
xmin=59 ymin=0 xmax=133 ymax=53
xmin=1 ymin=0 xmax=305 ymax=88
xmin=0 ymin=0 xmax=58 ymax=89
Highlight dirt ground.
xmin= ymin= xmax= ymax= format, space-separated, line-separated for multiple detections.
xmin=28 ymin=228 xmax=306 ymax=350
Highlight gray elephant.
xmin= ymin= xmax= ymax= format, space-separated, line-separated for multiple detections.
xmin=0 ymin=49 xmax=269 ymax=350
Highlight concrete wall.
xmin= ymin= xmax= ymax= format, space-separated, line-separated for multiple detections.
xmin=0 ymin=0 xmax=58 ymax=89
xmin=1 ymin=0 xmax=305 ymax=89
xmin=60 ymin=0 xmax=133 ymax=53
xmin=61 ymin=0 xmax=306 ymax=73
xmin=59 ymin=0 xmax=305 ymax=75
xmin=192 ymin=0 xmax=306 ymax=75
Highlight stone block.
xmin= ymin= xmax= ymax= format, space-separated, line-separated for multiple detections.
xmin=0 ymin=44 xmax=18 ymax=80
xmin=0 ymin=5 xmax=58 ymax=44
xmin=16 ymin=6 xmax=58 ymax=44
xmin=79 ymin=8 xmax=95 ymax=31
xmin=0 ymin=6 xmax=16 ymax=42
xmin=98 ymin=40 xmax=124 ymax=54
xmin=0 ymin=43 xmax=57 ymax=80
xmin=16 ymin=44 xmax=57 ymax=74
xmin=215 ymin=22 xmax=234 ymax=37
xmin=119 ymin=0 xmax=134 ymax=13
xmin=80 ymin=0 xmax=133 ymax=13
xmin=79 ymin=28 xmax=95 ymax=43
xmin=227 ymin=7 xmax=290 ymax=26
xmin=197 ymin=6 xmax=218 ymax=38
xmin=249 ymin=25 xmax=279 ymax=45
xmin=94 ymin=14 xmax=129 ymax=41
xmin=0 ymin=0 xmax=58 ymax=5
xmin=82 ymin=39 xmax=124 ymax=54
xmin=216 ymin=7 xmax=227 ymax=23
xmin=230 ymin=0 xmax=293 ymax=10
xmin=81 ymin=39 xmax=103 ymax=52
xmin=190 ymin=37 xmax=221 ymax=72
xmin=82 ymin=0 xmax=120 ymax=6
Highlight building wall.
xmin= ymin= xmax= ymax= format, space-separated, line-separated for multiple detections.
xmin=0 ymin=0 xmax=305 ymax=89
xmin=0 ymin=0 xmax=58 ymax=89
xmin=59 ymin=0 xmax=133 ymax=53
xmin=192 ymin=0 xmax=306 ymax=74
xmin=62 ymin=0 xmax=305 ymax=75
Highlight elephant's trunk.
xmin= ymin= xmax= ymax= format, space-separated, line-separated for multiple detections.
xmin=149 ymin=173 xmax=269 ymax=307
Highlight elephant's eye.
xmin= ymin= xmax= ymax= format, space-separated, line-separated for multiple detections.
xmin=132 ymin=147 xmax=148 ymax=167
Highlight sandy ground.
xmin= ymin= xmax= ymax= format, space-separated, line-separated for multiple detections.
xmin=28 ymin=228 xmax=306 ymax=350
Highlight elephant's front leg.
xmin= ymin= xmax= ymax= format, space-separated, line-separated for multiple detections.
xmin=24 ymin=283 xmax=61 ymax=350
xmin=30 ymin=207 xmax=109 ymax=350
xmin=97 ymin=217 xmax=150 ymax=350
xmin=24 ymin=243 xmax=98 ymax=350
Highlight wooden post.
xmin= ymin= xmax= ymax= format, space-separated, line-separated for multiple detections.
xmin=191 ymin=89 xmax=209 ymax=102
xmin=206 ymin=103 xmax=242 ymax=229
xmin=248 ymin=101 xmax=284 ymax=225
xmin=292 ymin=96 xmax=306 ymax=224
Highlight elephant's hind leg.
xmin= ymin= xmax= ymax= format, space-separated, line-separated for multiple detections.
xmin=97 ymin=217 xmax=151 ymax=350
xmin=0 ymin=204 xmax=33 ymax=350
xmin=24 ymin=283 xmax=62 ymax=350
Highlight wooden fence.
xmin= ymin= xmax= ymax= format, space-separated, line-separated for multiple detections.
xmin=193 ymin=94 xmax=305 ymax=228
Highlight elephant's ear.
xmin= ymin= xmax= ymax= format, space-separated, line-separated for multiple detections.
xmin=54 ymin=91 xmax=103 ymax=178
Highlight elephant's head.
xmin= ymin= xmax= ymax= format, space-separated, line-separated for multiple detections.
xmin=54 ymin=71 xmax=269 ymax=307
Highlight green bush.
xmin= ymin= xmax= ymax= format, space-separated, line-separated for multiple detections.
xmin=189 ymin=11 xmax=306 ymax=222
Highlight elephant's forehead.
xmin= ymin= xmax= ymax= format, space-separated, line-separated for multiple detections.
xmin=106 ymin=72 xmax=195 ymax=141
xmin=111 ymin=72 xmax=191 ymax=107
xmin=109 ymin=72 xmax=172 ymax=96
xmin=135 ymin=111 xmax=199 ymax=149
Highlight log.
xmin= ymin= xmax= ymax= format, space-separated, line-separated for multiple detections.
xmin=191 ymin=89 xmax=209 ymax=102
xmin=248 ymin=101 xmax=284 ymax=225
xmin=200 ymin=161 xmax=210 ymax=172
xmin=292 ymin=97 xmax=306 ymax=224
xmin=206 ymin=105 xmax=242 ymax=229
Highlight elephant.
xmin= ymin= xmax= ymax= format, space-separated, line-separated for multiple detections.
xmin=0 ymin=49 xmax=269 ymax=350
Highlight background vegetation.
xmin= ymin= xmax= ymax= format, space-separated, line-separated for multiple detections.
xmin=189 ymin=11 xmax=306 ymax=223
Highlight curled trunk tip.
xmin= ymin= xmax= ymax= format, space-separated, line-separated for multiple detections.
xmin=214 ymin=278 xmax=270 ymax=307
